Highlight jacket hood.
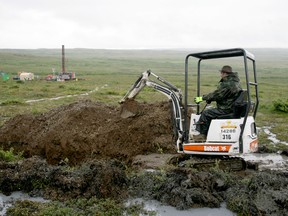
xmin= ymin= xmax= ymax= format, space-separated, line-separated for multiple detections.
xmin=225 ymin=72 xmax=240 ymax=82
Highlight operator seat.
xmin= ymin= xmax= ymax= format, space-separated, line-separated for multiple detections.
xmin=217 ymin=90 xmax=248 ymax=119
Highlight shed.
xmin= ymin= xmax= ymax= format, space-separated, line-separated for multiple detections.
xmin=19 ymin=72 xmax=34 ymax=81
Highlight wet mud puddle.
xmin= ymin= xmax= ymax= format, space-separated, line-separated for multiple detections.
xmin=0 ymin=191 xmax=49 ymax=215
xmin=242 ymin=153 xmax=288 ymax=171
xmin=127 ymin=198 xmax=236 ymax=216
xmin=0 ymin=192 xmax=236 ymax=216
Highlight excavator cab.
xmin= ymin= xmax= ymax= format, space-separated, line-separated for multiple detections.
xmin=183 ymin=48 xmax=259 ymax=156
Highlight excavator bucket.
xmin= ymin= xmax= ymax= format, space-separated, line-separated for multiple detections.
xmin=119 ymin=71 xmax=150 ymax=118
xmin=120 ymin=98 xmax=143 ymax=118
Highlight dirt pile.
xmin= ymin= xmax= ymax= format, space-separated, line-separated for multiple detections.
xmin=0 ymin=100 xmax=175 ymax=165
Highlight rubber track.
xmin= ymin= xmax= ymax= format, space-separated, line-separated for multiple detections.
xmin=178 ymin=156 xmax=247 ymax=171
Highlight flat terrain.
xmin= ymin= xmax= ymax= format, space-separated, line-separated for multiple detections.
xmin=0 ymin=48 xmax=287 ymax=142
xmin=0 ymin=48 xmax=288 ymax=215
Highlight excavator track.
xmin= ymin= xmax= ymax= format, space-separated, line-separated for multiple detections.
xmin=169 ymin=155 xmax=247 ymax=171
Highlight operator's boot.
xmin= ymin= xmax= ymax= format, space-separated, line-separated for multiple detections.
xmin=193 ymin=122 xmax=208 ymax=142
xmin=193 ymin=134 xmax=207 ymax=142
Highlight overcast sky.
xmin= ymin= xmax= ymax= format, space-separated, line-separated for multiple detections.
xmin=0 ymin=0 xmax=287 ymax=49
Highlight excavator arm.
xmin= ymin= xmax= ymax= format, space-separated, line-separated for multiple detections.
xmin=120 ymin=70 xmax=184 ymax=151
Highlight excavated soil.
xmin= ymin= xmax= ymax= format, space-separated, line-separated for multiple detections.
xmin=0 ymin=99 xmax=175 ymax=165
xmin=1 ymin=100 xmax=288 ymax=215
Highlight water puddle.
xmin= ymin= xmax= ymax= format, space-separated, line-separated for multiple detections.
xmin=242 ymin=153 xmax=288 ymax=171
xmin=261 ymin=126 xmax=288 ymax=145
xmin=0 ymin=192 xmax=236 ymax=216
xmin=126 ymin=198 xmax=236 ymax=216
xmin=0 ymin=191 xmax=49 ymax=215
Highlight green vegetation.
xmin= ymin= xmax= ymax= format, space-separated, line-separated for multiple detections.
xmin=6 ymin=197 xmax=157 ymax=216
xmin=0 ymin=99 xmax=24 ymax=106
xmin=0 ymin=148 xmax=23 ymax=162
xmin=0 ymin=48 xmax=287 ymax=145
xmin=273 ymin=99 xmax=288 ymax=113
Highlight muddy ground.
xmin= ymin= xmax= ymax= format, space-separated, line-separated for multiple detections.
xmin=0 ymin=100 xmax=288 ymax=215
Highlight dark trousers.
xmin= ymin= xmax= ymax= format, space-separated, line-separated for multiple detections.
xmin=196 ymin=108 xmax=231 ymax=135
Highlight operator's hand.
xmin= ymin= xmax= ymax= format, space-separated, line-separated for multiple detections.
xmin=194 ymin=96 xmax=203 ymax=103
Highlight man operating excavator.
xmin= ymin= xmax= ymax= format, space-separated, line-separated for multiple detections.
xmin=193 ymin=65 xmax=242 ymax=141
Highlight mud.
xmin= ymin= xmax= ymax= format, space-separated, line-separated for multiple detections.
xmin=0 ymin=100 xmax=288 ymax=215
xmin=0 ymin=156 xmax=127 ymax=201
xmin=0 ymin=100 xmax=175 ymax=165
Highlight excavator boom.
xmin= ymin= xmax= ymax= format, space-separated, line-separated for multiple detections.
xmin=120 ymin=70 xmax=181 ymax=103
xmin=120 ymin=70 xmax=185 ymax=150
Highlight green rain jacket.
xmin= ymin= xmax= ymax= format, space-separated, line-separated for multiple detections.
xmin=202 ymin=72 xmax=241 ymax=112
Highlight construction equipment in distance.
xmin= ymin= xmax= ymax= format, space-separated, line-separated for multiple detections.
xmin=46 ymin=45 xmax=76 ymax=81
xmin=120 ymin=48 xmax=259 ymax=170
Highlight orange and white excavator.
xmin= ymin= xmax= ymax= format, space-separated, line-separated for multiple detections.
xmin=120 ymin=48 xmax=259 ymax=170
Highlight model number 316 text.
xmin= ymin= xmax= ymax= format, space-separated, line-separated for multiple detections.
xmin=222 ymin=134 xmax=231 ymax=140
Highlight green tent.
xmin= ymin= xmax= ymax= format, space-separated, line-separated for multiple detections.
xmin=0 ymin=72 xmax=9 ymax=81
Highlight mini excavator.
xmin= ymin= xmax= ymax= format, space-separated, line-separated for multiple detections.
xmin=120 ymin=48 xmax=259 ymax=170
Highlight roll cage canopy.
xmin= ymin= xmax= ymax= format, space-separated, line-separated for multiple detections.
xmin=183 ymin=48 xmax=259 ymax=146
xmin=187 ymin=48 xmax=255 ymax=61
